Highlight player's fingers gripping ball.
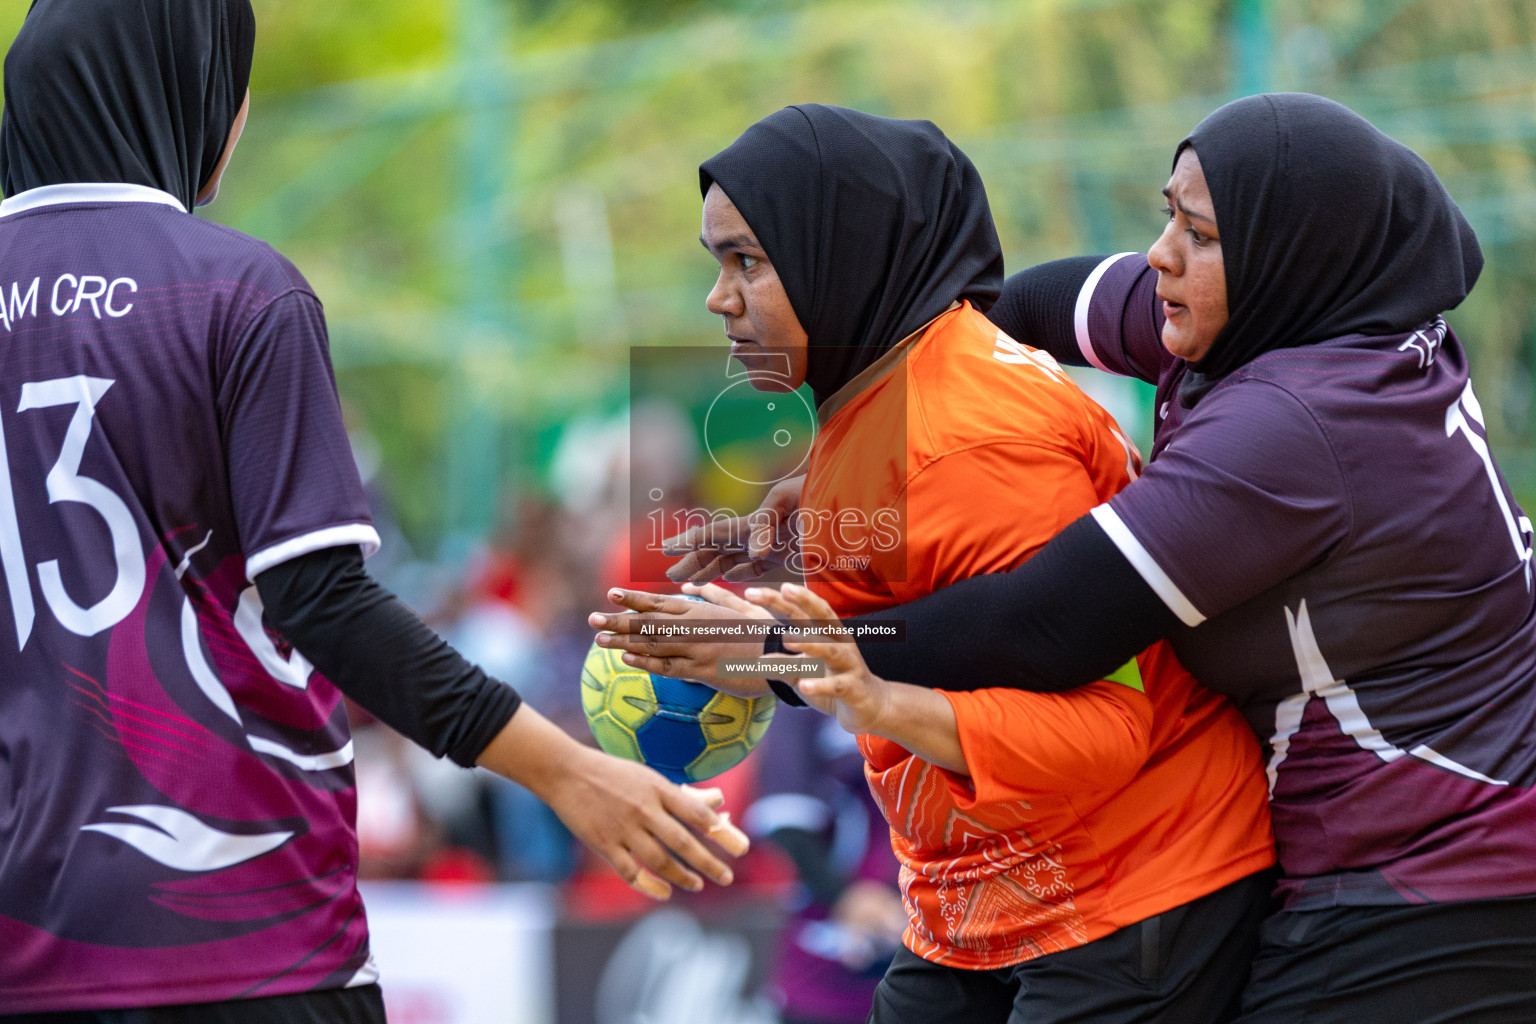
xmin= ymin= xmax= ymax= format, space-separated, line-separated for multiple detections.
xmin=582 ymin=602 xmax=776 ymax=783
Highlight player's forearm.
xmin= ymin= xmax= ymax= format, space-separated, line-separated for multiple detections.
xmin=256 ymin=545 xmax=520 ymax=767
xmin=475 ymin=700 xmax=583 ymax=794
xmin=867 ymin=681 xmax=968 ymax=775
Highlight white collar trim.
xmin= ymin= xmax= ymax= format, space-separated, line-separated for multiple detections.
xmin=0 ymin=183 xmax=186 ymax=218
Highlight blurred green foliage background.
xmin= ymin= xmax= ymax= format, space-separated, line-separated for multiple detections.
xmin=4 ymin=0 xmax=1535 ymax=555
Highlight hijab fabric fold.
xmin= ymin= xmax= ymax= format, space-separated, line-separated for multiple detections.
xmin=700 ymin=104 xmax=1003 ymax=402
xmin=1180 ymin=92 xmax=1482 ymax=385
xmin=1 ymin=0 xmax=256 ymax=212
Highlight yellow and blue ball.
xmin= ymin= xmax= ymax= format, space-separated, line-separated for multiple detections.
xmin=580 ymin=641 xmax=776 ymax=784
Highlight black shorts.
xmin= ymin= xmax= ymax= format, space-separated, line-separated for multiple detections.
xmin=868 ymin=869 xmax=1276 ymax=1024
xmin=0 ymin=985 xmax=387 ymax=1024
xmin=1235 ymin=895 xmax=1536 ymax=1024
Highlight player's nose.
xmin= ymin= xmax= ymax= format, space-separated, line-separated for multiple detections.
xmin=706 ymin=270 xmax=742 ymax=318
xmin=1147 ymin=222 xmax=1181 ymax=276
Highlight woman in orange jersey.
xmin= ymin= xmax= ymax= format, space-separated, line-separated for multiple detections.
xmin=593 ymin=104 xmax=1275 ymax=1023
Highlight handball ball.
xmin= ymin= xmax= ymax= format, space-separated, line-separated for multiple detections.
xmin=580 ymin=641 xmax=777 ymax=784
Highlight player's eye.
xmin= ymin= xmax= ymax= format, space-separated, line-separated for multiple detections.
xmin=1161 ymin=205 xmax=1174 ymax=220
xmin=1188 ymin=227 xmax=1211 ymax=245
xmin=739 ymin=254 xmax=760 ymax=270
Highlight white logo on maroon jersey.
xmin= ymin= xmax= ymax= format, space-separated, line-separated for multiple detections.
xmin=1398 ymin=317 xmax=1447 ymax=370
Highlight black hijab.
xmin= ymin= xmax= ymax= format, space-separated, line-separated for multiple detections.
xmin=0 ymin=0 xmax=256 ymax=212
xmin=1180 ymin=92 xmax=1482 ymax=384
xmin=700 ymin=104 xmax=1003 ymax=402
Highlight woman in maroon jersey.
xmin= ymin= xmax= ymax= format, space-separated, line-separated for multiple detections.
xmin=612 ymin=94 xmax=1536 ymax=1023
xmin=0 ymin=2 xmax=743 ymax=1021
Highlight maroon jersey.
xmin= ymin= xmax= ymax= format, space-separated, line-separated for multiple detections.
xmin=0 ymin=184 xmax=381 ymax=1011
xmin=1077 ymin=252 xmax=1536 ymax=910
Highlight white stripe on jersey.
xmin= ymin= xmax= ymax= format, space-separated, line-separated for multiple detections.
xmin=0 ymin=182 xmax=184 ymax=217
xmin=1089 ymin=504 xmax=1205 ymax=626
xmin=182 ymin=591 xmax=357 ymax=771
xmin=1263 ymin=691 xmax=1310 ymax=795
xmin=81 ymin=804 xmax=293 ymax=872
xmin=1285 ymin=600 xmax=1404 ymax=764
xmin=1268 ymin=599 xmax=1510 ymax=792
xmin=1072 ymin=253 xmax=1139 ymax=374
xmin=180 ymin=596 xmax=243 ymax=725
xmin=1408 ymin=744 xmax=1509 ymax=786
xmin=247 ymin=735 xmax=356 ymax=772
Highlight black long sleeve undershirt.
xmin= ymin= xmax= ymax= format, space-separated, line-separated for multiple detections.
xmin=849 ymin=515 xmax=1179 ymax=690
xmin=256 ymin=545 xmax=521 ymax=768
xmin=986 ymin=255 xmax=1107 ymax=366
xmin=771 ymin=510 xmax=1180 ymax=705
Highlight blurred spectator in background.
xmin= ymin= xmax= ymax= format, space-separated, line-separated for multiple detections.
xmin=351 ymin=478 xmax=594 ymax=883
xmin=427 ymin=496 xmax=599 ymax=882
xmin=745 ymin=708 xmax=903 ymax=1024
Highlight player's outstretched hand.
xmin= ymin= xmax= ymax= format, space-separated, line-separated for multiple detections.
xmin=477 ymin=705 xmax=748 ymax=901
xmin=547 ymin=750 xmax=750 ymax=900
xmin=744 ymin=582 xmax=893 ymax=736
xmin=663 ymin=474 xmax=804 ymax=584
xmin=589 ymin=584 xmax=773 ymax=696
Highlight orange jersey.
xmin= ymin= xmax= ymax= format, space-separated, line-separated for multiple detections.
xmin=799 ymin=303 xmax=1274 ymax=970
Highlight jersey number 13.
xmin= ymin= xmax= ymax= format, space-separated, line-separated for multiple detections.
xmin=0 ymin=375 xmax=145 ymax=649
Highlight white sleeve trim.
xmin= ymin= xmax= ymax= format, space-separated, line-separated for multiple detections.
xmin=244 ymin=524 xmax=382 ymax=581
xmin=1072 ymin=252 xmax=1139 ymax=374
xmin=1089 ymin=504 xmax=1206 ymax=627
